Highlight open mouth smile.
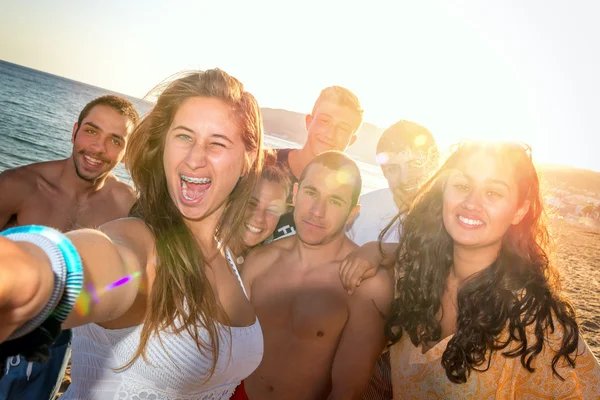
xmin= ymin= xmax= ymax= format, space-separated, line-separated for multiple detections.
xmin=180 ymin=174 xmax=211 ymax=202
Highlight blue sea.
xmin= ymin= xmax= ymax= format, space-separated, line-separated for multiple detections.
xmin=0 ymin=60 xmax=387 ymax=193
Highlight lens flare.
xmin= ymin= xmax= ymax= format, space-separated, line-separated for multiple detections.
xmin=413 ymin=134 xmax=428 ymax=147
xmin=73 ymin=271 xmax=142 ymax=316
xmin=376 ymin=152 xmax=389 ymax=165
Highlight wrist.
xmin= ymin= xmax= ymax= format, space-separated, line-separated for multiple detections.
xmin=19 ymin=241 xmax=59 ymax=316
xmin=1 ymin=225 xmax=83 ymax=339
xmin=3 ymin=235 xmax=65 ymax=340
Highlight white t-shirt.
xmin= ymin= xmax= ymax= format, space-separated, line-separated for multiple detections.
xmin=347 ymin=187 xmax=401 ymax=246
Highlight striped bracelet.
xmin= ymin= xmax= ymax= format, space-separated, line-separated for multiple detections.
xmin=1 ymin=225 xmax=84 ymax=338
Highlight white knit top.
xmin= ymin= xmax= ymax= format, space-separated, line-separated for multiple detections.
xmin=62 ymin=249 xmax=263 ymax=400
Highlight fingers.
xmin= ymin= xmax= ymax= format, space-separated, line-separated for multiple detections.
xmin=339 ymin=257 xmax=350 ymax=290
xmin=346 ymin=264 xmax=365 ymax=294
xmin=339 ymin=254 xmax=358 ymax=293
xmin=341 ymin=259 xmax=367 ymax=295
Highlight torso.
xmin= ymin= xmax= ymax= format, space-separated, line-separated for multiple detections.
xmin=390 ymin=324 xmax=600 ymax=399
xmin=97 ymin=220 xmax=258 ymax=331
xmin=2 ymin=160 xmax=134 ymax=231
xmin=244 ymin=238 xmax=355 ymax=400
xmin=422 ymin=284 xmax=458 ymax=354
xmin=64 ymin=247 xmax=264 ymax=400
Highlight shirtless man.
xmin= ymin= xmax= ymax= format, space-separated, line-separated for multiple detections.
xmin=0 ymin=94 xmax=139 ymax=399
xmin=242 ymin=151 xmax=393 ymax=400
xmin=270 ymin=86 xmax=363 ymax=242
xmin=0 ymin=94 xmax=139 ymax=231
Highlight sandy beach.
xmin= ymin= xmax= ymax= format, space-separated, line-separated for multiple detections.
xmin=552 ymin=220 xmax=600 ymax=356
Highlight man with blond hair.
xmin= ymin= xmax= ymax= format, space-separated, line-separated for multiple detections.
xmin=271 ymin=86 xmax=364 ymax=241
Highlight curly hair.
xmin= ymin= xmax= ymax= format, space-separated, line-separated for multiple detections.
xmin=384 ymin=141 xmax=580 ymax=383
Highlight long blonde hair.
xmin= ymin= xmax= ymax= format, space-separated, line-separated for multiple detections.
xmin=124 ymin=69 xmax=263 ymax=377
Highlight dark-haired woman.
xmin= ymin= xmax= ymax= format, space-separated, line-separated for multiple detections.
xmin=342 ymin=141 xmax=600 ymax=398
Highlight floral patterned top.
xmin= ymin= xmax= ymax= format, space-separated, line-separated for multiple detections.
xmin=390 ymin=325 xmax=600 ymax=399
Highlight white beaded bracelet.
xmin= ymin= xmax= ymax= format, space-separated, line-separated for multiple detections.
xmin=3 ymin=232 xmax=67 ymax=340
xmin=1 ymin=225 xmax=83 ymax=340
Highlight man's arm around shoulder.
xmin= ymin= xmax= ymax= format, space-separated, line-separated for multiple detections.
xmin=328 ymin=270 xmax=393 ymax=400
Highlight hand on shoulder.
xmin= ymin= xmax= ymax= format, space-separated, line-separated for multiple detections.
xmin=349 ymin=268 xmax=393 ymax=316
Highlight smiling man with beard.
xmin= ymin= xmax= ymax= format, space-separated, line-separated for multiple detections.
xmin=0 ymin=94 xmax=139 ymax=399
xmin=241 ymin=151 xmax=392 ymax=400
xmin=0 ymin=95 xmax=139 ymax=232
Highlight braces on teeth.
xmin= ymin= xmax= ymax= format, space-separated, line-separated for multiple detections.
xmin=181 ymin=175 xmax=211 ymax=184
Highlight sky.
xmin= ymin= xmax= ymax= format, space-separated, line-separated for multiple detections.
xmin=1 ymin=0 xmax=599 ymax=171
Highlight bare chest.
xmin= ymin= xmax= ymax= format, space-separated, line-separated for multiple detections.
xmin=14 ymin=188 xmax=125 ymax=231
xmin=252 ymin=267 xmax=349 ymax=340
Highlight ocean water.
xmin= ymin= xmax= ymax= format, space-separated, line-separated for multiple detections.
xmin=0 ymin=60 xmax=386 ymax=193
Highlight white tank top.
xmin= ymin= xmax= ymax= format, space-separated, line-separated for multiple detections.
xmin=62 ymin=249 xmax=263 ymax=400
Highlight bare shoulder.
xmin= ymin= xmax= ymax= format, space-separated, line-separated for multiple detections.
xmin=342 ymin=236 xmax=359 ymax=255
xmin=105 ymin=175 xmax=136 ymax=207
xmin=99 ymin=217 xmax=152 ymax=243
xmin=241 ymin=237 xmax=294 ymax=280
xmin=0 ymin=161 xmax=55 ymax=186
xmin=0 ymin=161 xmax=60 ymax=199
xmin=98 ymin=217 xmax=155 ymax=264
xmin=0 ymin=160 xmax=67 ymax=188
xmin=249 ymin=236 xmax=295 ymax=262
xmin=350 ymin=268 xmax=393 ymax=314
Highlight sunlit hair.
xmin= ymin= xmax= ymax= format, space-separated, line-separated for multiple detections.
xmin=124 ymin=69 xmax=263 ymax=378
xmin=229 ymin=149 xmax=291 ymax=255
xmin=311 ymin=86 xmax=364 ymax=129
xmin=261 ymin=148 xmax=292 ymax=201
xmin=376 ymin=120 xmax=438 ymax=166
xmin=298 ymin=150 xmax=362 ymax=208
xmin=384 ymin=141 xmax=580 ymax=384
xmin=76 ymin=94 xmax=140 ymax=133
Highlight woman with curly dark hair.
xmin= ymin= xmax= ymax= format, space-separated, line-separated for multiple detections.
xmin=382 ymin=140 xmax=600 ymax=398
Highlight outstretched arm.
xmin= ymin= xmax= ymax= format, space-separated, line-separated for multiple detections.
xmin=328 ymin=271 xmax=393 ymax=399
xmin=0 ymin=218 xmax=152 ymax=343
xmin=339 ymin=241 xmax=397 ymax=294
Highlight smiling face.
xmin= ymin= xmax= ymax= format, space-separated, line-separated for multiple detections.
xmin=162 ymin=97 xmax=246 ymax=222
xmin=293 ymin=163 xmax=359 ymax=246
xmin=240 ymin=178 xmax=288 ymax=247
xmin=71 ymin=105 xmax=133 ymax=182
xmin=304 ymin=101 xmax=362 ymax=156
xmin=380 ymin=149 xmax=431 ymax=208
xmin=442 ymin=149 xmax=529 ymax=251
